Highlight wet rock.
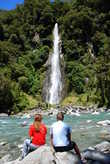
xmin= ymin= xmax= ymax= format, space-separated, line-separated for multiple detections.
xmin=21 ymin=121 xmax=28 ymax=127
xmin=21 ymin=114 xmax=31 ymax=119
xmin=97 ymin=120 xmax=110 ymax=126
xmin=0 ymin=142 xmax=7 ymax=146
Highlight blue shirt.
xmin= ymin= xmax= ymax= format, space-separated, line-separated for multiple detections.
xmin=50 ymin=120 xmax=72 ymax=146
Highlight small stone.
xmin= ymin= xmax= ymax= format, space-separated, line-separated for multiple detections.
xmin=0 ymin=142 xmax=7 ymax=146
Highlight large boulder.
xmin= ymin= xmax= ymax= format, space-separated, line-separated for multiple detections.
xmin=82 ymin=149 xmax=110 ymax=164
xmin=4 ymin=146 xmax=80 ymax=164
xmin=82 ymin=141 xmax=110 ymax=164
xmin=94 ymin=141 xmax=110 ymax=153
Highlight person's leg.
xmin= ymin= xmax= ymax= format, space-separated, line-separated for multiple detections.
xmin=72 ymin=142 xmax=81 ymax=159
xmin=22 ymin=139 xmax=38 ymax=159
xmin=68 ymin=141 xmax=83 ymax=163
xmin=29 ymin=142 xmax=38 ymax=152
xmin=54 ymin=146 xmax=65 ymax=152
xmin=54 ymin=142 xmax=76 ymax=152
xmin=22 ymin=139 xmax=31 ymax=159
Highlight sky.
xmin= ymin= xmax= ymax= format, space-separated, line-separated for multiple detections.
xmin=0 ymin=0 xmax=24 ymax=10
xmin=0 ymin=0 xmax=54 ymax=10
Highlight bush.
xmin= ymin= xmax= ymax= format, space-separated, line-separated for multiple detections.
xmin=66 ymin=61 xmax=85 ymax=94
xmin=18 ymin=76 xmax=30 ymax=92
xmin=0 ymin=41 xmax=19 ymax=65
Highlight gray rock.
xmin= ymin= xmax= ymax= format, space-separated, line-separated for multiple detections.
xmin=0 ymin=154 xmax=12 ymax=164
xmin=94 ymin=141 xmax=110 ymax=153
xmin=97 ymin=120 xmax=110 ymax=126
xmin=100 ymin=131 xmax=110 ymax=142
xmin=82 ymin=149 xmax=110 ymax=164
xmin=32 ymin=32 xmax=40 ymax=43
xmin=0 ymin=113 xmax=8 ymax=117
xmin=81 ymin=141 xmax=110 ymax=163
xmin=4 ymin=146 xmax=80 ymax=164
xmin=0 ymin=142 xmax=7 ymax=146
xmin=102 ymin=134 xmax=110 ymax=142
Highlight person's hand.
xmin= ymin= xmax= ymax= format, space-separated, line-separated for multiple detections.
xmin=30 ymin=136 xmax=33 ymax=143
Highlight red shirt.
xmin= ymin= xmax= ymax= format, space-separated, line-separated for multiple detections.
xmin=29 ymin=123 xmax=47 ymax=146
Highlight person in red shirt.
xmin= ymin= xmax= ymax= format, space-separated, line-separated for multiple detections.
xmin=22 ymin=114 xmax=47 ymax=159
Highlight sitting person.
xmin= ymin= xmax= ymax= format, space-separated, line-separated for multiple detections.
xmin=22 ymin=114 xmax=47 ymax=159
xmin=50 ymin=112 xmax=82 ymax=160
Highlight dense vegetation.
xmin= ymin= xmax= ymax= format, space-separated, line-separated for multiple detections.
xmin=0 ymin=0 xmax=110 ymax=113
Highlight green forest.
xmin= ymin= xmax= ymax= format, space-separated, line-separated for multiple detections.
xmin=0 ymin=0 xmax=110 ymax=114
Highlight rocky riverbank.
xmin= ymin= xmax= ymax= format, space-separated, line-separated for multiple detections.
xmin=9 ymin=105 xmax=110 ymax=118
xmin=1 ymin=141 xmax=110 ymax=164
xmin=0 ymin=105 xmax=109 ymax=118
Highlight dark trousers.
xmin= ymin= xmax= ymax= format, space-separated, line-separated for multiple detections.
xmin=54 ymin=141 xmax=76 ymax=152
xmin=54 ymin=141 xmax=84 ymax=164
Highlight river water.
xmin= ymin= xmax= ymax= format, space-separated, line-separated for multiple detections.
xmin=0 ymin=112 xmax=110 ymax=160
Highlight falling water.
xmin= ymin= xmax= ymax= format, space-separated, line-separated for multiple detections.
xmin=49 ymin=23 xmax=62 ymax=104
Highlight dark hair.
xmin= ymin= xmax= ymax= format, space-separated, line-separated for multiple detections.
xmin=57 ymin=112 xmax=64 ymax=121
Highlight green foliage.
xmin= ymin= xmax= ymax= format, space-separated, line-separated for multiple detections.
xmin=28 ymin=46 xmax=49 ymax=68
xmin=63 ymin=40 xmax=84 ymax=60
xmin=29 ymin=73 xmax=41 ymax=96
xmin=13 ymin=92 xmax=29 ymax=113
xmin=66 ymin=61 xmax=85 ymax=93
xmin=18 ymin=76 xmax=30 ymax=92
xmin=0 ymin=41 xmax=19 ymax=65
xmin=0 ymin=75 xmax=14 ymax=113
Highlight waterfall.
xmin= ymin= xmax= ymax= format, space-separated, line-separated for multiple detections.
xmin=48 ymin=23 xmax=62 ymax=104
xmin=42 ymin=23 xmax=65 ymax=105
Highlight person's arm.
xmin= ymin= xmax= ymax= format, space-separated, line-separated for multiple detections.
xmin=69 ymin=127 xmax=81 ymax=159
xmin=30 ymin=136 xmax=33 ymax=142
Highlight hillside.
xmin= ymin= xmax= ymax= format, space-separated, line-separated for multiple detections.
xmin=0 ymin=0 xmax=110 ymax=114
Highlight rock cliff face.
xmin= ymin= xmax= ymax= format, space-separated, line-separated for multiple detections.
xmin=4 ymin=146 xmax=80 ymax=164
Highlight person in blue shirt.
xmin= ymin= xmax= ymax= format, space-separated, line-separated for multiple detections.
xmin=50 ymin=112 xmax=82 ymax=160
